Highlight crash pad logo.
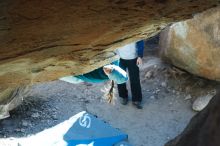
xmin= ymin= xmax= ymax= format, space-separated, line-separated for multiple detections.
xmin=79 ymin=113 xmax=91 ymax=128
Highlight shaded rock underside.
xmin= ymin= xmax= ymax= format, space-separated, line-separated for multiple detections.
xmin=0 ymin=0 xmax=220 ymax=115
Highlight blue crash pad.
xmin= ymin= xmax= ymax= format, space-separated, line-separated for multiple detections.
xmin=18 ymin=111 xmax=128 ymax=146
xmin=64 ymin=112 xmax=128 ymax=146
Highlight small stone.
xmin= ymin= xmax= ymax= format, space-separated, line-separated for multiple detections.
xmin=208 ymin=89 xmax=216 ymax=95
xmin=150 ymin=96 xmax=155 ymax=99
xmin=185 ymin=86 xmax=191 ymax=92
xmin=145 ymin=71 xmax=153 ymax=79
xmin=114 ymin=141 xmax=132 ymax=146
xmin=15 ymin=128 xmax=25 ymax=133
xmin=185 ymin=94 xmax=192 ymax=100
xmin=51 ymin=114 xmax=58 ymax=120
xmin=22 ymin=120 xmax=29 ymax=127
xmin=154 ymin=89 xmax=160 ymax=94
xmin=15 ymin=128 xmax=21 ymax=132
xmin=192 ymin=94 xmax=213 ymax=112
xmin=161 ymin=82 xmax=167 ymax=87
xmin=31 ymin=112 xmax=40 ymax=118
xmin=20 ymin=128 xmax=25 ymax=133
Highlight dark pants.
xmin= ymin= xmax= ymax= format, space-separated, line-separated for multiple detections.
xmin=117 ymin=58 xmax=142 ymax=102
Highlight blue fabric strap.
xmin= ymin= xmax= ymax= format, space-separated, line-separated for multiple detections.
xmin=136 ymin=40 xmax=144 ymax=58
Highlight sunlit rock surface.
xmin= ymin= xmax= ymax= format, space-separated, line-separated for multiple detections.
xmin=0 ymin=0 xmax=219 ymax=118
xmin=160 ymin=7 xmax=220 ymax=81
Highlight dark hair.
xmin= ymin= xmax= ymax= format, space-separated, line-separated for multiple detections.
xmin=107 ymin=80 xmax=114 ymax=103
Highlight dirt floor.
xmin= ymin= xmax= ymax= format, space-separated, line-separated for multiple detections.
xmin=0 ymin=37 xmax=218 ymax=146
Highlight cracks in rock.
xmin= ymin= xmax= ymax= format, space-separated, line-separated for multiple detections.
xmin=69 ymin=47 xmax=93 ymax=54
xmin=154 ymin=0 xmax=168 ymax=4
xmin=108 ymin=6 xmax=145 ymax=14
xmin=93 ymin=33 xmax=141 ymax=48
xmin=27 ymin=43 xmax=81 ymax=53
xmin=15 ymin=13 xmax=43 ymax=21
xmin=87 ymin=6 xmax=107 ymax=13
xmin=0 ymin=17 xmax=10 ymax=31
xmin=118 ymin=7 xmax=144 ymax=12
xmin=135 ymin=0 xmax=146 ymax=8
xmin=0 ymin=28 xmax=10 ymax=31
xmin=92 ymin=51 xmax=116 ymax=58
xmin=8 ymin=10 xmax=43 ymax=21
xmin=87 ymin=3 xmax=145 ymax=15
xmin=0 ymin=16 xmax=6 ymax=21
xmin=0 ymin=43 xmax=83 ymax=61
xmin=89 ymin=51 xmax=117 ymax=65
xmin=114 ymin=0 xmax=128 ymax=5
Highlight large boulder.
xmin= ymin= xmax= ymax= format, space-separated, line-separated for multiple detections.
xmin=165 ymin=88 xmax=220 ymax=146
xmin=0 ymin=0 xmax=219 ymax=118
xmin=160 ymin=7 xmax=220 ymax=81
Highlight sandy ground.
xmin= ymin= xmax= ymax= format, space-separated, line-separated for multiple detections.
xmin=0 ymin=38 xmax=217 ymax=146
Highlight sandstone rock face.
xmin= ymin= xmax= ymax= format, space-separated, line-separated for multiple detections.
xmin=0 ymin=0 xmax=219 ymax=118
xmin=160 ymin=7 xmax=220 ymax=81
xmin=165 ymin=89 xmax=220 ymax=146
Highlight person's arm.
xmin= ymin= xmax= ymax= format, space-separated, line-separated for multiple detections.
xmin=136 ymin=40 xmax=144 ymax=58
xmin=136 ymin=40 xmax=145 ymax=65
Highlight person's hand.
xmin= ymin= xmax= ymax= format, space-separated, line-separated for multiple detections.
xmin=136 ymin=57 xmax=142 ymax=66
xmin=103 ymin=66 xmax=113 ymax=75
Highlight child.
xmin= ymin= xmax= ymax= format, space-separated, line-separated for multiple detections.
xmin=60 ymin=60 xmax=128 ymax=103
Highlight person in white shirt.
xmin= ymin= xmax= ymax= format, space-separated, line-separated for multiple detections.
xmin=116 ymin=40 xmax=144 ymax=109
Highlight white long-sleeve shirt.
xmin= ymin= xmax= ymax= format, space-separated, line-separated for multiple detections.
xmin=116 ymin=42 xmax=137 ymax=60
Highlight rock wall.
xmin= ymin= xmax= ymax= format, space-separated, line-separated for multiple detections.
xmin=160 ymin=7 xmax=220 ymax=81
xmin=0 ymin=0 xmax=220 ymax=117
xmin=165 ymin=88 xmax=220 ymax=146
